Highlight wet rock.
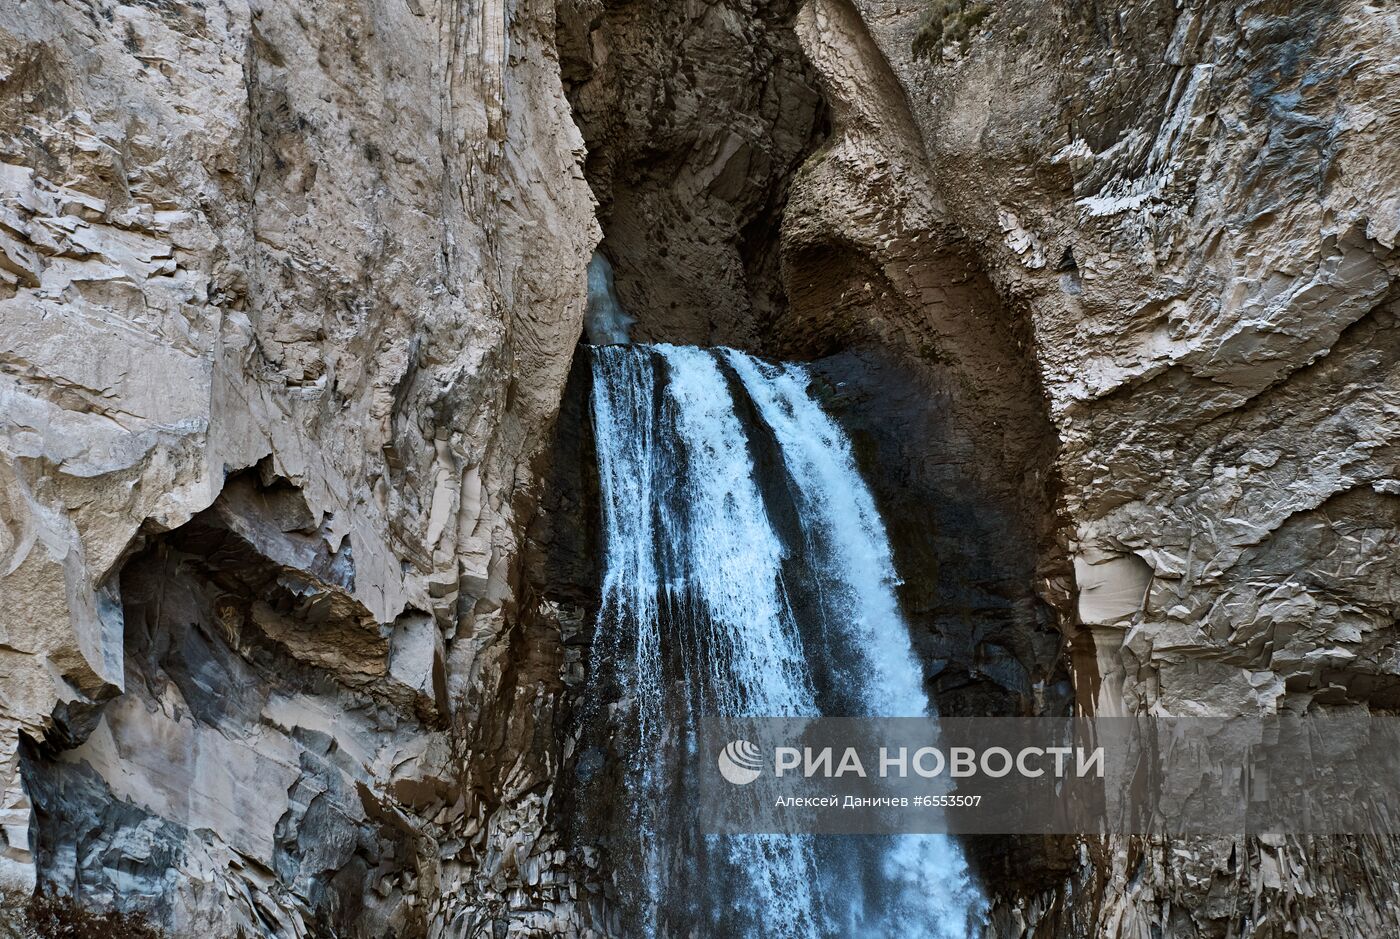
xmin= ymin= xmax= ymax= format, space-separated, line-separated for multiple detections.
xmin=558 ymin=0 xmax=828 ymax=347
xmin=1 ymin=0 xmax=1396 ymax=932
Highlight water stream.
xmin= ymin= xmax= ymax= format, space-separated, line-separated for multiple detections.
xmin=588 ymin=343 xmax=982 ymax=936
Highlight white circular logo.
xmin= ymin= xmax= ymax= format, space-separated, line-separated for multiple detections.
xmin=717 ymin=739 xmax=763 ymax=785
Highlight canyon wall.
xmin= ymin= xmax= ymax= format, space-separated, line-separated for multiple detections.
xmin=557 ymin=0 xmax=827 ymax=348
xmin=0 ymin=0 xmax=602 ymax=933
xmin=785 ymin=0 xmax=1400 ymax=934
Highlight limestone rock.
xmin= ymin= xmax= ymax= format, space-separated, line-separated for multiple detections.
xmin=0 ymin=0 xmax=600 ymax=932
xmin=2 ymin=0 xmax=1397 ymax=933
xmin=786 ymin=0 xmax=1400 ymax=933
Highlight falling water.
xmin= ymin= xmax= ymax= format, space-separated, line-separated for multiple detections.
xmin=588 ymin=343 xmax=983 ymax=936
xmin=584 ymin=252 xmax=637 ymax=345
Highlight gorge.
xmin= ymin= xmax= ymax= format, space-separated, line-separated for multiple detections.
xmin=1 ymin=0 xmax=1398 ymax=936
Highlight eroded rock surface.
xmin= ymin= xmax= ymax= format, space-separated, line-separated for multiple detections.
xmin=557 ymin=0 xmax=827 ymax=347
xmin=2 ymin=0 xmax=1398 ymax=934
xmin=787 ymin=0 xmax=1400 ymax=933
xmin=0 ymin=0 xmax=602 ymax=933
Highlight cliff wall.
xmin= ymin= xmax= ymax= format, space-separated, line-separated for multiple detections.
xmin=1 ymin=0 xmax=1397 ymax=935
xmin=0 ymin=0 xmax=600 ymax=932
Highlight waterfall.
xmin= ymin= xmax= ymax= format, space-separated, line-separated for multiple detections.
xmin=588 ymin=344 xmax=983 ymax=937
xmin=584 ymin=251 xmax=637 ymax=345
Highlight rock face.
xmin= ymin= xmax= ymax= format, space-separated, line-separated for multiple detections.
xmin=783 ymin=0 xmax=1400 ymax=934
xmin=0 ymin=0 xmax=601 ymax=933
xmin=557 ymin=0 xmax=827 ymax=348
xmin=2 ymin=0 xmax=1398 ymax=935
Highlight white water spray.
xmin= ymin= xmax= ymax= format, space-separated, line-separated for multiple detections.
xmin=590 ymin=344 xmax=984 ymax=936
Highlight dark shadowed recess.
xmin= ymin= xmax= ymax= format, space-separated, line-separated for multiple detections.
xmin=555 ymin=0 xmax=830 ymax=349
xmin=773 ymin=235 xmax=1077 ymax=895
xmin=541 ymin=0 xmax=1078 ymax=914
xmin=18 ymin=468 xmax=435 ymax=936
xmin=16 ymin=459 xmax=603 ymax=937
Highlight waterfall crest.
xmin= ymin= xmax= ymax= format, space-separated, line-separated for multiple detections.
xmin=588 ymin=344 xmax=983 ymax=937
xmin=585 ymin=252 xmax=637 ymax=344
